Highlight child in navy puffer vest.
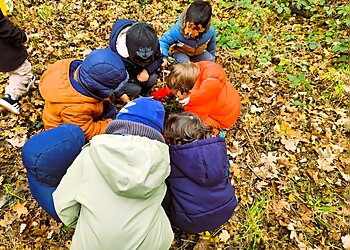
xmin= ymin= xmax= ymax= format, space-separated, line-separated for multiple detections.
xmin=162 ymin=112 xmax=238 ymax=233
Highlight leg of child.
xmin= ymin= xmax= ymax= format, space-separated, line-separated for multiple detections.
xmin=123 ymin=79 xmax=142 ymax=98
xmin=140 ymin=72 xmax=157 ymax=96
xmin=173 ymin=52 xmax=190 ymax=64
xmin=5 ymin=59 xmax=34 ymax=100
xmin=191 ymin=51 xmax=215 ymax=62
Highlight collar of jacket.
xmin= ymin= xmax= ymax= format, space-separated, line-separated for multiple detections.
xmin=69 ymin=60 xmax=91 ymax=97
xmin=109 ymin=19 xmax=135 ymax=53
xmin=105 ymin=120 xmax=165 ymax=143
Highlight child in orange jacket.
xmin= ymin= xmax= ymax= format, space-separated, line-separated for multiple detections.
xmin=164 ymin=60 xmax=241 ymax=130
xmin=39 ymin=48 xmax=128 ymax=140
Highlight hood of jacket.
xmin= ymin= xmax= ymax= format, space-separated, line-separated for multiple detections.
xmin=169 ymin=136 xmax=227 ymax=186
xmin=75 ymin=48 xmax=128 ymax=100
xmin=88 ymin=134 xmax=170 ymax=199
xmin=109 ymin=19 xmax=135 ymax=54
xmin=39 ymin=59 xmax=99 ymax=103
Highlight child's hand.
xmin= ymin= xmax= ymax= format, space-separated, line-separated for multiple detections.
xmin=119 ymin=94 xmax=130 ymax=103
xmin=161 ymin=58 xmax=168 ymax=68
xmin=137 ymin=69 xmax=149 ymax=82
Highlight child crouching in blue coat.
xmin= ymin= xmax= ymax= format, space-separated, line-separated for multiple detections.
xmin=162 ymin=112 xmax=238 ymax=233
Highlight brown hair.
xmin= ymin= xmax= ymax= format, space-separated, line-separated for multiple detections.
xmin=166 ymin=61 xmax=200 ymax=93
xmin=164 ymin=112 xmax=213 ymax=145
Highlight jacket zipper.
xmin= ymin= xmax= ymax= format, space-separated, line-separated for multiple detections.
xmin=194 ymin=39 xmax=198 ymax=56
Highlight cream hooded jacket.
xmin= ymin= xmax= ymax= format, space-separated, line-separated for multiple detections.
xmin=53 ymin=134 xmax=173 ymax=250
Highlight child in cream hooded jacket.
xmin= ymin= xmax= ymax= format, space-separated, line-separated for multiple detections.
xmin=53 ymin=97 xmax=173 ymax=250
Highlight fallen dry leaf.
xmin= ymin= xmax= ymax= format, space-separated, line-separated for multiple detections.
xmin=281 ymin=137 xmax=299 ymax=152
xmin=219 ymin=229 xmax=231 ymax=243
xmin=13 ymin=202 xmax=28 ymax=218
xmin=6 ymin=135 xmax=27 ymax=148
xmin=342 ymin=235 xmax=350 ymax=249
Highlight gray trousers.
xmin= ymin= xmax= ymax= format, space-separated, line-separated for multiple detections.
xmin=123 ymin=72 xmax=158 ymax=97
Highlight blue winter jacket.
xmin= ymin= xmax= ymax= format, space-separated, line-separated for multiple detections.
xmin=162 ymin=136 xmax=237 ymax=233
xmin=21 ymin=124 xmax=85 ymax=221
xmin=159 ymin=14 xmax=216 ymax=58
xmin=109 ymin=19 xmax=164 ymax=76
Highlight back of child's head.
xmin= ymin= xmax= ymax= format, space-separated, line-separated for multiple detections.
xmin=126 ymin=22 xmax=158 ymax=67
xmin=167 ymin=61 xmax=199 ymax=93
xmin=164 ymin=112 xmax=213 ymax=145
xmin=187 ymin=0 xmax=212 ymax=27
xmin=108 ymin=97 xmax=165 ymax=133
xmin=77 ymin=48 xmax=128 ymax=100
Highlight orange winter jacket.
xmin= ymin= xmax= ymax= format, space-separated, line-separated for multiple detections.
xmin=185 ymin=61 xmax=241 ymax=129
xmin=39 ymin=59 xmax=111 ymax=140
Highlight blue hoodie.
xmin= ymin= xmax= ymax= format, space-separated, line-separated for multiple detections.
xmin=162 ymin=136 xmax=237 ymax=233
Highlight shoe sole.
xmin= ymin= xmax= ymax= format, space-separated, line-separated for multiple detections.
xmin=0 ymin=98 xmax=20 ymax=115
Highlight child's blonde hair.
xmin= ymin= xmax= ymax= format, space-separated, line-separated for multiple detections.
xmin=164 ymin=112 xmax=213 ymax=145
xmin=167 ymin=61 xmax=200 ymax=93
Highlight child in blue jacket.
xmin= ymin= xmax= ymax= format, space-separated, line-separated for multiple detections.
xmin=159 ymin=0 xmax=216 ymax=64
xmin=162 ymin=112 xmax=237 ymax=233
xmin=21 ymin=124 xmax=86 ymax=221
xmin=109 ymin=19 xmax=164 ymax=102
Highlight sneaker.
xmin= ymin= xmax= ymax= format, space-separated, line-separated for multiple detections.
xmin=25 ymin=76 xmax=36 ymax=91
xmin=0 ymin=94 xmax=20 ymax=114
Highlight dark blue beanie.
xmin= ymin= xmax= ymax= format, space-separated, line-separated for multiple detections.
xmin=116 ymin=97 xmax=165 ymax=133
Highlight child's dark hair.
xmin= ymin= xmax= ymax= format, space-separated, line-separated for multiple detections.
xmin=186 ymin=0 xmax=212 ymax=27
xmin=164 ymin=112 xmax=213 ymax=145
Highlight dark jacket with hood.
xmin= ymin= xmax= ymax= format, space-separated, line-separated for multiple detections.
xmin=109 ymin=19 xmax=164 ymax=77
xmin=0 ymin=9 xmax=28 ymax=72
xmin=162 ymin=136 xmax=237 ymax=233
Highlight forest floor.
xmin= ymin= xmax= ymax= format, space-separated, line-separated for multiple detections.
xmin=0 ymin=0 xmax=349 ymax=249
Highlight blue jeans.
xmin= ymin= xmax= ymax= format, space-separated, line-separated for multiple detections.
xmin=173 ymin=51 xmax=215 ymax=64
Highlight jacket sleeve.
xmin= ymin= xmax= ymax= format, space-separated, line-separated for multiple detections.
xmin=60 ymin=105 xmax=111 ymax=140
xmin=159 ymin=28 xmax=177 ymax=58
xmin=146 ymin=43 xmax=164 ymax=74
xmin=189 ymin=78 xmax=222 ymax=105
xmin=206 ymin=27 xmax=216 ymax=56
xmin=0 ymin=13 xmax=27 ymax=45
xmin=53 ymin=154 xmax=84 ymax=227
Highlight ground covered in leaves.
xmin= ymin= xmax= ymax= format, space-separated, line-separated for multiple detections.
xmin=0 ymin=0 xmax=349 ymax=249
